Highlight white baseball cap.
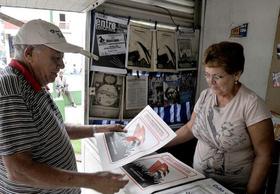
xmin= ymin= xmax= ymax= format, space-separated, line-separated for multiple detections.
xmin=13 ymin=19 xmax=98 ymax=60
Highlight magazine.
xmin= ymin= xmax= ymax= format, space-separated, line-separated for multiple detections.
xmin=95 ymin=105 xmax=176 ymax=170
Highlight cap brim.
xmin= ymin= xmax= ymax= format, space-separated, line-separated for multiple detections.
xmin=45 ymin=42 xmax=99 ymax=60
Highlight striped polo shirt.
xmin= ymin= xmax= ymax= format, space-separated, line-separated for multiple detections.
xmin=0 ymin=60 xmax=80 ymax=194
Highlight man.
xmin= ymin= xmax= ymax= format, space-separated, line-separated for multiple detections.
xmin=0 ymin=19 xmax=128 ymax=194
xmin=55 ymin=70 xmax=77 ymax=107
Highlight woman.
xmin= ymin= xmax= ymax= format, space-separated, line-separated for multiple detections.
xmin=167 ymin=41 xmax=274 ymax=194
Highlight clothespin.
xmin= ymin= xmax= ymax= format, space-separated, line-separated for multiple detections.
xmin=154 ymin=21 xmax=157 ymax=30
xmin=127 ymin=16 xmax=131 ymax=25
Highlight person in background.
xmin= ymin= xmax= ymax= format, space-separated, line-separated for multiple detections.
xmin=166 ymin=41 xmax=274 ymax=194
xmin=0 ymin=19 xmax=128 ymax=194
xmin=55 ymin=70 xmax=77 ymax=107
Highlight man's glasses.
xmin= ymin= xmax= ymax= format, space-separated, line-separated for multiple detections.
xmin=204 ymin=72 xmax=226 ymax=81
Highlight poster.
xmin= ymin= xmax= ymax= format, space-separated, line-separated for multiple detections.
xmin=148 ymin=73 xmax=164 ymax=107
xmin=163 ymin=74 xmax=181 ymax=105
xmin=155 ymin=29 xmax=177 ymax=72
xmin=91 ymin=12 xmax=128 ymax=74
xmin=126 ymin=23 xmax=153 ymax=71
xmin=176 ymin=34 xmax=198 ymax=69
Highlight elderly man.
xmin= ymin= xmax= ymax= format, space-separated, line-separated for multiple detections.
xmin=0 ymin=19 xmax=128 ymax=194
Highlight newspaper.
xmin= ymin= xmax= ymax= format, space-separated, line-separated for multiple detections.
xmin=95 ymin=105 xmax=176 ymax=170
xmin=114 ymin=152 xmax=205 ymax=194
xmin=123 ymin=75 xmax=148 ymax=119
xmin=154 ymin=178 xmax=234 ymax=194
xmin=125 ymin=75 xmax=148 ymax=110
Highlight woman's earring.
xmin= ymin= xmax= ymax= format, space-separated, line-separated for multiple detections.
xmin=234 ymin=80 xmax=238 ymax=84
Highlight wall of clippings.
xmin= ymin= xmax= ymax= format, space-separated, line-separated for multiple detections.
xmin=88 ymin=11 xmax=199 ymax=128
xmin=266 ymin=10 xmax=280 ymax=114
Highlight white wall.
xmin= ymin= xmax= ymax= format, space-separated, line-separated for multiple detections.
xmin=198 ymin=0 xmax=280 ymax=99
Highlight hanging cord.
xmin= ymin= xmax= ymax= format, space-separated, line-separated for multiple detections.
xmin=153 ymin=5 xmax=178 ymax=27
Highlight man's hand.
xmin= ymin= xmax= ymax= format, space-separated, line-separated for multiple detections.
xmin=91 ymin=172 xmax=129 ymax=194
xmin=96 ymin=124 xmax=127 ymax=133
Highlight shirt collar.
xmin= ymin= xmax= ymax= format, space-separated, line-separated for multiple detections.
xmin=9 ymin=59 xmax=42 ymax=92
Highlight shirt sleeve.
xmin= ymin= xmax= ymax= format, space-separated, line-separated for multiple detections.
xmin=194 ymin=89 xmax=208 ymax=114
xmin=0 ymin=95 xmax=39 ymax=156
xmin=244 ymin=94 xmax=271 ymax=127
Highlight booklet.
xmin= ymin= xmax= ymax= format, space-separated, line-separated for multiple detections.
xmin=95 ymin=105 xmax=177 ymax=170
xmin=114 ymin=152 xmax=205 ymax=194
xmin=153 ymin=178 xmax=234 ymax=194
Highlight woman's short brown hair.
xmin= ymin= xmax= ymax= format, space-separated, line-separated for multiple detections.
xmin=203 ymin=41 xmax=245 ymax=75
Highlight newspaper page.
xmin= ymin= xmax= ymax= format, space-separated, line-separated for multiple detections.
xmin=91 ymin=12 xmax=128 ymax=74
xmin=125 ymin=75 xmax=148 ymax=110
xmin=154 ymin=178 xmax=234 ymax=194
xmin=114 ymin=152 xmax=205 ymax=194
xmin=155 ymin=29 xmax=177 ymax=72
xmin=95 ymin=105 xmax=176 ymax=170
xmin=89 ymin=72 xmax=124 ymax=119
xmin=126 ymin=23 xmax=153 ymax=71
xmin=123 ymin=75 xmax=148 ymax=119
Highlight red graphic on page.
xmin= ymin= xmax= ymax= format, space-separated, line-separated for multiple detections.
xmin=126 ymin=123 xmax=145 ymax=147
xmin=148 ymin=160 xmax=169 ymax=179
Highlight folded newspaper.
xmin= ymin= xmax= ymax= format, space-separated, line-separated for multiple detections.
xmin=153 ymin=177 xmax=234 ymax=194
